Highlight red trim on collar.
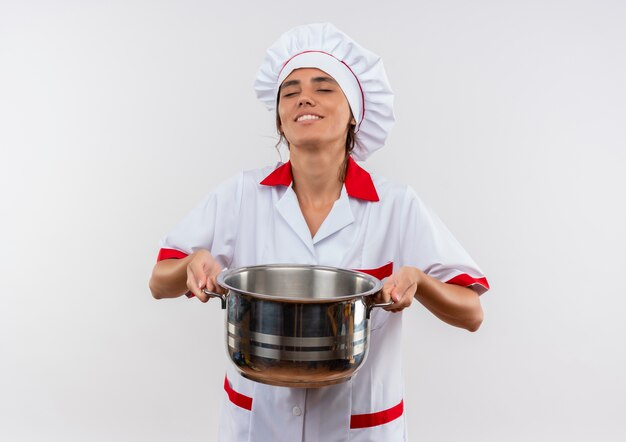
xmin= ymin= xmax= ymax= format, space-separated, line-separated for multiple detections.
xmin=260 ymin=157 xmax=379 ymax=202
xmin=260 ymin=161 xmax=293 ymax=187
xmin=345 ymin=157 xmax=379 ymax=201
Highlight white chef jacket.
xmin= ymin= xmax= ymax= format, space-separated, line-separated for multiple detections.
xmin=157 ymin=157 xmax=489 ymax=442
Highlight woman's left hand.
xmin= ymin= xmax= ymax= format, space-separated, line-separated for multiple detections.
xmin=372 ymin=266 xmax=484 ymax=330
xmin=377 ymin=266 xmax=423 ymax=313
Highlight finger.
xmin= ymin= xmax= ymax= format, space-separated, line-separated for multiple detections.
xmin=393 ymin=278 xmax=416 ymax=302
xmin=380 ymin=284 xmax=400 ymax=311
xmin=186 ymin=277 xmax=207 ymax=301
xmin=374 ymin=278 xmax=393 ymax=304
xmin=387 ymin=293 xmax=413 ymax=312
xmin=381 ymin=279 xmax=395 ymax=302
xmin=383 ymin=280 xmax=402 ymax=310
xmin=204 ymin=274 xmax=223 ymax=295
xmin=386 ymin=285 xmax=414 ymax=311
xmin=208 ymin=274 xmax=227 ymax=295
xmin=187 ymin=265 xmax=209 ymax=302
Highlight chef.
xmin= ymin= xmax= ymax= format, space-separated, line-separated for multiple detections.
xmin=149 ymin=23 xmax=489 ymax=442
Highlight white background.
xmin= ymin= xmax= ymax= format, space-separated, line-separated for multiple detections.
xmin=1 ymin=1 xmax=625 ymax=441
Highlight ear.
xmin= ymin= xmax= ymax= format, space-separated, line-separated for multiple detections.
xmin=350 ymin=117 xmax=356 ymax=126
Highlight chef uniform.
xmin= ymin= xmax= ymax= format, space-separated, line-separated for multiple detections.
xmin=156 ymin=23 xmax=489 ymax=442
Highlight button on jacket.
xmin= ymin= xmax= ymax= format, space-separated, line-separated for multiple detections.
xmin=157 ymin=158 xmax=489 ymax=442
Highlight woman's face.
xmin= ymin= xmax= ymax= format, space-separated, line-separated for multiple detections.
xmin=277 ymin=68 xmax=355 ymax=152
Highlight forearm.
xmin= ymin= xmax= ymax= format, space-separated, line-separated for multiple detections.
xmin=149 ymin=255 xmax=193 ymax=299
xmin=414 ymin=272 xmax=484 ymax=332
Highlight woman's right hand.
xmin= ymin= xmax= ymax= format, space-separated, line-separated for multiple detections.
xmin=186 ymin=249 xmax=226 ymax=302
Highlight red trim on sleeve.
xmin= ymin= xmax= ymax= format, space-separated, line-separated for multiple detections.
xmin=446 ymin=273 xmax=490 ymax=291
xmin=350 ymin=399 xmax=404 ymax=429
xmin=156 ymin=248 xmax=195 ymax=298
xmin=260 ymin=157 xmax=379 ymax=202
xmin=156 ymin=248 xmax=189 ymax=262
xmin=355 ymin=262 xmax=393 ymax=280
xmin=223 ymin=375 xmax=253 ymax=411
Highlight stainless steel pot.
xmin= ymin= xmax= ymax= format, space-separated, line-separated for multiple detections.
xmin=203 ymin=264 xmax=391 ymax=388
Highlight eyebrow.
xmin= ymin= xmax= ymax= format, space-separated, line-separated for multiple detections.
xmin=311 ymin=76 xmax=338 ymax=85
xmin=280 ymin=76 xmax=339 ymax=90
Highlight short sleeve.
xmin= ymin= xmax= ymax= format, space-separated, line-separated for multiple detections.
xmin=398 ymin=186 xmax=490 ymax=295
xmin=156 ymin=173 xmax=244 ymax=269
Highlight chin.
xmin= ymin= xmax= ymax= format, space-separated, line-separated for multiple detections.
xmin=288 ymin=136 xmax=343 ymax=152
xmin=292 ymin=138 xmax=325 ymax=148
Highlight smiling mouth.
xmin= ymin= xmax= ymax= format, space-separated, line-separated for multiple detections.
xmin=296 ymin=114 xmax=322 ymax=122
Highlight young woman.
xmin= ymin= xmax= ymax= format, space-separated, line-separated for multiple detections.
xmin=150 ymin=23 xmax=489 ymax=442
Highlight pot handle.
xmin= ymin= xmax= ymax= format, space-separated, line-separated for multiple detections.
xmin=366 ymin=300 xmax=394 ymax=319
xmin=202 ymin=289 xmax=227 ymax=309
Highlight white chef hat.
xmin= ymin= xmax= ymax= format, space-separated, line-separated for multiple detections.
xmin=254 ymin=23 xmax=395 ymax=161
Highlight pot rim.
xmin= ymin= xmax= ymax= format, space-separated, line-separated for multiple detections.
xmin=216 ymin=263 xmax=384 ymax=303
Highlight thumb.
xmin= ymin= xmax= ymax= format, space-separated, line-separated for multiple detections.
xmin=187 ymin=263 xmax=209 ymax=300
xmin=381 ymin=278 xmax=395 ymax=303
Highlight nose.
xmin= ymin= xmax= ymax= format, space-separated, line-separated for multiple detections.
xmin=297 ymin=94 xmax=315 ymax=107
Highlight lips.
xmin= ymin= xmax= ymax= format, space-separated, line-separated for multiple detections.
xmin=295 ymin=114 xmax=322 ymax=122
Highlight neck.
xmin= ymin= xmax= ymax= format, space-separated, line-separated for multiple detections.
xmin=289 ymin=143 xmax=346 ymax=205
